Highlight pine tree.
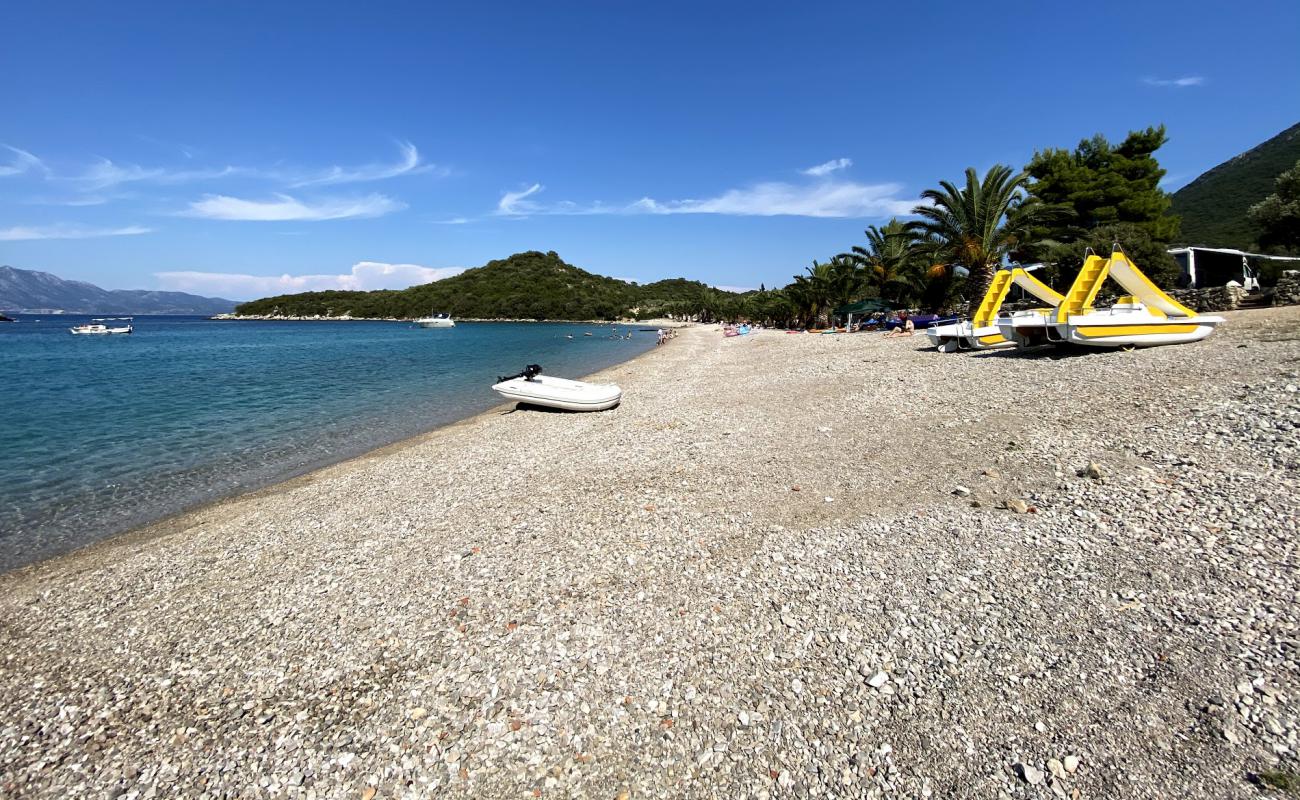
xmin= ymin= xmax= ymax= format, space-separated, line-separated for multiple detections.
xmin=1019 ymin=126 xmax=1182 ymax=287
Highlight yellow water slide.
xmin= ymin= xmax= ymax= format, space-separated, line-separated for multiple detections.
xmin=1055 ymin=253 xmax=1110 ymax=322
xmin=971 ymin=270 xmax=1014 ymax=328
xmin=1105 ymin=251 xmax=1196 ymax=318
xmin=1009 ymin=268 xmax=1065 ymax=307
xmin=965 ymin=267 xmax=1064 ymax=348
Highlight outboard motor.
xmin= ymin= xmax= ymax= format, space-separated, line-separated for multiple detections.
xmin=498 ymin=364 xmax=542 ymax=382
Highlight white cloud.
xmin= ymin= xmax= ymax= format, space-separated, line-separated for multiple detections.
xmin=801 ymin=158 xmax=852 ymax=177
xmin=0 ymin=145 xmax=46 ymax=177
xmin=434 ymin=217 xmax=471 ymax=225
xmin=290 ymin=141 xmax=433 ymax=186
xmin=497 ymin=183 xmax=545 ymax=215
xmin=183 ymin=193 xmax=405 ymax=221
xmin=154 ymin=261 xmax=464 ymax=299
xmin=1143 ymin=76 xmax=1204 ymax=88
xmin=495 ymin=179 xmax=913 ymax=219
xmin=714 ymin=284 xmax=757 ymax=293
xmin=0 ymin=224 xmax=152 ymax=241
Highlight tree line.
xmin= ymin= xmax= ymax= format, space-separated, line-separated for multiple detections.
xmin=724 ymin=126 xmax=1186 ymax=328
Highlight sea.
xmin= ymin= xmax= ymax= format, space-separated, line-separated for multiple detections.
xmin=0 ymin=315 xmax=657 ymax=571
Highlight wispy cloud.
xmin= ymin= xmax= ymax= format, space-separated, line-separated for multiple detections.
xmin=496 ymin=180 xmax=914 ymax=219
xmin=714 ymin=284 xmax=757 ymax=293
xmin=290 ymin=141 xmax=433 ymax=186
xmin=0 ymin=145 xmax=46 ymax=177
xmin=497 ymin=183 xmax=545 ymax=215
xmin=801 ymin=158 xmax=852 ymax=177
xmin=632 ymin=181 xmax=914 ymax=217
xmin=434 ymin=217 xmax=471 ymax=225
xmin=0 ymin=224 xmax=152 ymax=241
xmin=47 ymin=141 xmax=437 ymax=193
xmin=67 ymin=159 xmax=243 ymax=191
xmin=183 ymin=193 xmax=406 ymax=221
xmin=154 ymin=261 xmax=464 ymax=299
xmin=1143 ymin=76 xmax=1204 ymax=88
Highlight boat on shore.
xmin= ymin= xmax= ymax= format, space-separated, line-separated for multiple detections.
xmin=416 ymin=312 xmax=455 ymax=328
xmin=998 ymin=250 xmax=1224 ymax=349
xmin=927 ymin=267 xmax=1064 ymax=352
xmin=492 ymin=364 xmax=622 ymax=411
xmin=70 ymin=318 xmax=133 ymax=335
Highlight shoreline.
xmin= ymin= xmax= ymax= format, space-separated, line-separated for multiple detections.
xmin=2 ymin=326 xmax=683 ymax=579
xmin=3 ymin=307 xmax=1298 ymax=798
xmin=209 ymin=314 xmax=694 ymax=325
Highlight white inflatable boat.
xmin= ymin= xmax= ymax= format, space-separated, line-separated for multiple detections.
xmin=492 ymin=365 xmax=622 ymax=411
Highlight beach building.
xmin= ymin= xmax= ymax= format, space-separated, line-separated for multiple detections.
xmin=1169 ymin=246 xmax=1300 ymax=290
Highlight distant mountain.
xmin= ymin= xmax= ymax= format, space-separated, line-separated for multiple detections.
xmin=235 ymin=250 xmax=735 ymax=320
xmin=0 ymin=266 xmax=236 ymax=315
xmin=1171 ymin=121 xmax=1300 ymax=249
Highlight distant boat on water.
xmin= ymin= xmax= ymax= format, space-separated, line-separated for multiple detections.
xmin=0 ymin=313 xmax=14 ymax=322
xmin=416 ymin=311 xmax=455 ymax=328
xmin=70 ymin=317 xmax=133 ymax=335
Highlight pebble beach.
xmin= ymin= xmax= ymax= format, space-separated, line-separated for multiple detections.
xmin=2 ymin=306 xmax=1299 ymax=799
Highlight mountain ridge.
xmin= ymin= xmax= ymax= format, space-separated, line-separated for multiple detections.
xmin=1171 ymin=121 xmax=1300 ymax=250
xmin=0 ymin=266 xmax=237 ymax=314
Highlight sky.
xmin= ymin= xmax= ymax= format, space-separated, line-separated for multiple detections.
xmin=2 ymin=0 xmax=1298 ymax=300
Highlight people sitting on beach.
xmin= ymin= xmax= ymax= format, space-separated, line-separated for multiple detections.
xmin=882 ymin=313 xmax=914 ymax=338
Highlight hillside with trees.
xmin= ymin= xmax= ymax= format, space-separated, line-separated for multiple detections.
xmin=1171 ymin=121 xmax=1300 ymax=249
xmin=234 ymin=251 xmax=733 ymax=321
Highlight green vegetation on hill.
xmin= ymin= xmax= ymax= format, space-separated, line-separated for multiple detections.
xmin=234 ymin=251 xmax=735 ymax=321
xmin=1171 ymin=121 xmax=1300 ymax=249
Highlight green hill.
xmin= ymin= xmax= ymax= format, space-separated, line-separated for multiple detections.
xmin=234 ymin=250 xmax=731 ymax=320
xmin=1171 ymin=121 xmax=1300 ymax=249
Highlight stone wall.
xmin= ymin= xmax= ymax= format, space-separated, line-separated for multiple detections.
xmin=1275 ymin=273 xmax=1300 ymax=306
xmin=1169 ymin=285 xmax=1248 ymax=313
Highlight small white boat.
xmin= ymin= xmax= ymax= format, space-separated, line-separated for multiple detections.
xmin=416 ymin=311 xmax=455 ymax=328
xmin=70 ymin=317 xmax=133 ymax=335
xmin=492 ymin=365 xmax=622 ymax=411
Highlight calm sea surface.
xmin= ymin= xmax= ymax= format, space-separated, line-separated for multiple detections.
xmin=0 ymin=316 xmax=656 ymax=570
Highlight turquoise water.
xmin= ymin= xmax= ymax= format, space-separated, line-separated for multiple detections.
xmin=0 ymin=316 xmax=655 ymax=570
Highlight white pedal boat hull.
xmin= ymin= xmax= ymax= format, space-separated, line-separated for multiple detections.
xmin=492 ymin=375 xmax=622 ymax=411
xmin=926 ymin=321 xmax=1012 ymax=352
xmin=925 ymin=321 xmax=967 ymax=352
xmin=996 ymin=311 xmax=1054 ymax=349
xmin=1055 ymin=310 xmax=1224 ymax=348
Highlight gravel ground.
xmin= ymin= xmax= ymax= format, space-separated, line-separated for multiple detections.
xmin=2 ymin=306 xmax=1298 ymax=799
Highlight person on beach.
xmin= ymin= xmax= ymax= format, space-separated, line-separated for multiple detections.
xmin=883 ymin=313 xmax=914 ymax=338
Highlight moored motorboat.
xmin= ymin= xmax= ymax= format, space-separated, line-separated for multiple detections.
xmin=492 ymin=364 xmax=622 ymax=411
xmin=70 ymin=317 xmax=133 ymax=335
xmin=416 ymin=311 xmax=455 ymax=328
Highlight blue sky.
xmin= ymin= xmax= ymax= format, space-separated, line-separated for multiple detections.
xmin=2 ymin=0 xmax=1298 ymax=300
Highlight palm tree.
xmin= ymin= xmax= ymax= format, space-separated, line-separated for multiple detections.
xmin=844 ymin=218 xmax=919 ymax=305
xmin=907 ymin=165 xmax=1054 ymax=315
xmin=823 ymin=254 xmax=863 ymax=311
